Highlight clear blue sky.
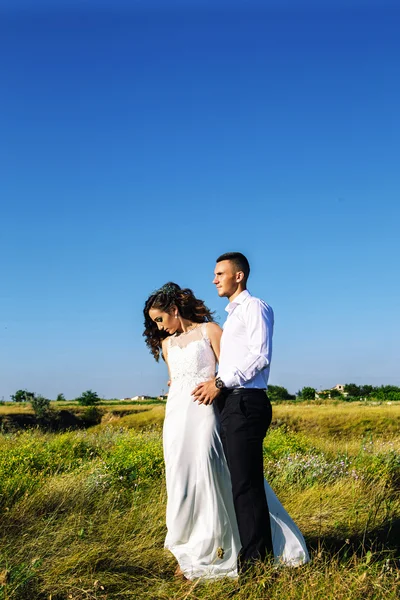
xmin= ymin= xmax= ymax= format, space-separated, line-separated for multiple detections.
xmin=1 ymin=1 xmax=399 ymax=399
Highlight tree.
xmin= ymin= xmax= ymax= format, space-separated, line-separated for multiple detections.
xmin=299 ymin=387 xmax=316 ymax=401
xmin=373 ymin=385 xmax=400 ymax=401
xmin=359 ymin=385 xmax=374 ymax=397
xmin=31 ymin=395 xmax=51 ymax=419
xmin=268 ymin=385 xmax=296 ymax=402
xmin=76 ymin=390 xmax=100 ymax=406
xmin=11 ymin=389 xmax=35 ymax=403
xmin=56 ymin=393 xmax=66 ymax=401
xmin=344 ymin=383 xmax=361 ymax=397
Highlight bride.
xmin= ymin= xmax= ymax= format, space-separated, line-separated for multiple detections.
xmin=143 ymin=282 xmax=309 ymax=580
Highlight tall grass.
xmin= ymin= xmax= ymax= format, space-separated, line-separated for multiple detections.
xmin=0 ymin=403 xmax=399 ymax=599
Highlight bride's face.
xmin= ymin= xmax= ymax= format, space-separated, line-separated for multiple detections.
xmin=149 ymin=306 xmax=180 ymax=335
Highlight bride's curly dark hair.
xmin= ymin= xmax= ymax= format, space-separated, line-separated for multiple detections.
xmin=143 ymin=282 xmax=214 ymax=361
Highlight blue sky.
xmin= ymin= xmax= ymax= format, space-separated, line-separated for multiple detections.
xmin=1 ymin=1 xmax=399 ymax=399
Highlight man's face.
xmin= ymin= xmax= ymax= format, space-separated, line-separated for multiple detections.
xmin=149 ymin=307 xmax=179 ymax=335
xmin=213 ymin=260 xmax=239 ymax=298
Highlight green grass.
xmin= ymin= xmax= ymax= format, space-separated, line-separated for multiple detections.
xmin=0 ymin=403 xmax=399 ymax=599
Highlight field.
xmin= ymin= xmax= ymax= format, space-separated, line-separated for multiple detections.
xmin=0 ymin=402 xmax=399 ymax=599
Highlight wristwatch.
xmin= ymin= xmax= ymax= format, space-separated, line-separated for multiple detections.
xmin=215 ymin=377 xmax=226 ymax=390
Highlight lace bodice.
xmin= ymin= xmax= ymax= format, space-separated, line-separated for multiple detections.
xmin=167 ymin=323 xmax=216 ymax=388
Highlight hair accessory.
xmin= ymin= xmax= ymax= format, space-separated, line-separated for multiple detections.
xmin=153 ymin=282 xmax=179 ymax=297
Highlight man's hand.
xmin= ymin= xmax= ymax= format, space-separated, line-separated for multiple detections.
xmin=192 ymin=379 xmax=221 ymax=405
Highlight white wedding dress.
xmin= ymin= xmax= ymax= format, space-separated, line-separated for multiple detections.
xmin=163 ymin=323 xmax=309 ymax=580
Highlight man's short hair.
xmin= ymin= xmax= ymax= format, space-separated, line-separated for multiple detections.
xmin=216 ymin=252 xmax=250 ymax=282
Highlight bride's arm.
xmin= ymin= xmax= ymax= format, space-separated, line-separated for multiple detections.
xmin=161 ymin=338 xmax=171 ymax=385
xmin=206 ymin=322 xmax=222 ymax=363
xmin=191 ymin=323 xmax=222 ymax=405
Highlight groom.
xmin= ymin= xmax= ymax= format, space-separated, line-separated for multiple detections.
xmin=192 ymin=251 xmax=274 ymax=573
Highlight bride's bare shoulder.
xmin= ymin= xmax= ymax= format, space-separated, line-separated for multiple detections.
xmin=206 ymin=322 xmax=222 ymax=337
xmin=161 ymin=337 xmax=170 ymax=359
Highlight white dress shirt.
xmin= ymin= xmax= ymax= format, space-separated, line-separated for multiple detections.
xmin=217 ymin=290 xmax=273 ymax=389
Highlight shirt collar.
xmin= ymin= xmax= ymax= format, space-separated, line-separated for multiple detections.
xmin=225 ymin=289 xmax=251 ymax=313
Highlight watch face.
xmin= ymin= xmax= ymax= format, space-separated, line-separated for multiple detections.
xmin=215 ymin=377 xmax=224 ymax=389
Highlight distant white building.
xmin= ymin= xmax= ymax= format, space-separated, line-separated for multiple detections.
xmin=315 ymin=384 xmax=348 ymax=399
xmin=120 ymin=396 xmax=150 ymax=401
xmin=332 ymin=384 xmax=345 ymax=392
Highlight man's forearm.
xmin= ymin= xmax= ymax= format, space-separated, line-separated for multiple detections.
xmin=218 ymin=353 xmax=269 ymax=388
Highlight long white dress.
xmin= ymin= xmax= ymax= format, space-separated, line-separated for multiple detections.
xmin=163 ymin=324 xmax=309 ymax=580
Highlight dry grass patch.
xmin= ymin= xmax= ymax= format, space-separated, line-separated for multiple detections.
xmin=273 ymin=403 xmax=400 ymax=438
xmin=98 ymin=405 xmax=165 ymax=430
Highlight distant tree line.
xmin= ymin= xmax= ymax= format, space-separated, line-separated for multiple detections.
xmin=343 ymin=384 xmax=400 ymax=402
xmin=267 ymin=386 xmax=296 ymax=402
xmin=9 ymin=384 xmax=400 ymax=406
xmin=269 ymin=384 xmax=400 ymax=402
xmin=296 ymin=384 xmax=400 ymax=402
xmin=10 ymin=389 xmax=101 ymax=408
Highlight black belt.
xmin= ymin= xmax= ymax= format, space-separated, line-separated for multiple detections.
xmin=225 ymin=388 xmax=267 ymax=396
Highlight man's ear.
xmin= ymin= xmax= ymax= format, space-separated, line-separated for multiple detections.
xmin=236 ymin=271 xmax=245 ymax=283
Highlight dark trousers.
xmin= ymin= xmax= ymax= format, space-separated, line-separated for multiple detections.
xmin=217 ymin=388 xmax=273 ymax=572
